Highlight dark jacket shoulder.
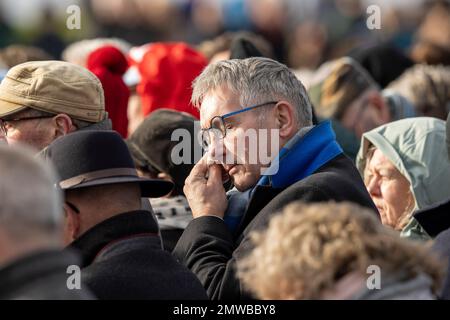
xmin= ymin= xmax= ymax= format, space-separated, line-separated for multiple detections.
xmin=238 ymin=154 xmax=377 ymax=237
xmin=415 ymin=198 xmax=450 ymax=238
xmin=70 ymin=210 xmax=207 ymax=300
xmin=0 ymin=250 xmax=93 ymax=300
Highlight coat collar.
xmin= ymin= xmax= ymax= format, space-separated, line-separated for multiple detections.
xmin=68 ymin=210 xmax=159 ymax=266
xmin=235 ymin=122 xmax=343 ymax=236
xmin=258 ymin=120 xmax=343 ymax=189
xmin=414 ymin=198 xmax=450 ymax=237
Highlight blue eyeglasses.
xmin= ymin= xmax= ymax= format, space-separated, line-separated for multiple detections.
xmin=201 ymin=101 xmax=278 ymax=150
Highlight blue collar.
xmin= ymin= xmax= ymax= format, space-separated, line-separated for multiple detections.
xmin=257 ymin=120 xmax=343 ymax=189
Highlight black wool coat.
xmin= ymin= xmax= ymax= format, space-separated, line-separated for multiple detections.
xmin=69 ymin=210 xmax=208 ymax=300
xmin=0 ymin=250 xmax=94 ymax=300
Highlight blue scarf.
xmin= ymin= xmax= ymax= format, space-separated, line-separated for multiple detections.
xmin=224 ymin=120 xmax=343 ymax=231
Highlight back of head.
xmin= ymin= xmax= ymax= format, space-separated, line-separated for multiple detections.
xmin=349 ymin=44 xmax=414 ymax=88
xmin=237 ymin=201 xmax=444 ymax=299
xmin=65 ymin=183 xmax=142 ymax=225
xmin=229 ymin=36 xmax=265 ymax=60
xmin=0 ymin=45 xmax=53 ymax=84
xmin=192 ymin=57 xmax=313 ymax=127
xmin=411 ymin=1 xmax=450 ymax=66
xmin=0 ymin=145 xmax=62 ymax=241
xmin=0 ymin=45 xmax=53 ymax=69
xmin=308 ymin=57 xmax=379 ymax=120
xmin=387 ymin=64 xmax=450 ymax=120
xmin=42 ymin=130 xmax=164 ymax=233
xmin=196 ymin=31 xmax=274 ymax=62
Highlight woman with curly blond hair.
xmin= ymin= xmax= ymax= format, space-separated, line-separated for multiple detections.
xmin=237 ymin=201 xmax=445 ymax=300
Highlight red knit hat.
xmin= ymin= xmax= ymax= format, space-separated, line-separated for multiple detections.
xmin=136 ymin=43 xmax=207 ymax=118
xmin=87 ymin=45 xmax=130 ymax=137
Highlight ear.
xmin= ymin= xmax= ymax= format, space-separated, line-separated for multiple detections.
xmin=62 ymin=203 xmax=81 ymax=244
xmin=53 ymin=114 xmax=75 ymax=139
xmin=274 ymin=101 xmax=298 ymax=139
xmin=367 ymin=92 xmax=390 ymax=123
xmin=157 ymin=172 xmax=172 ymax=181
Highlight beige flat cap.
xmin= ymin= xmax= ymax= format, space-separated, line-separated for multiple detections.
xmin=0 ymin=60 xmax=106 ymax=122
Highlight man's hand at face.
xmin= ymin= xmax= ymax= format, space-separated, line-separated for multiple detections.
xmin=184 ymin=155 xmax=228 ymax=219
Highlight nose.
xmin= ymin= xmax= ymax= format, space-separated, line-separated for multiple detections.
xmin=208 ymin=133 xmax=226 ymax=163
xmin=366 ymin=175 xmax=381 ymax=198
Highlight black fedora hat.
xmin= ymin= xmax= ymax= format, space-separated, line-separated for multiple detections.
xmin=43 ymin=130 xmax=173 ymax=197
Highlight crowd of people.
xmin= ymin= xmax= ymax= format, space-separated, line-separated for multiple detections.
xmin=0 ymin=2 xmax=450 ymax=301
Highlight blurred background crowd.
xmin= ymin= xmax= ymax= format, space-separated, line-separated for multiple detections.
xmin=0 ymin=0 xmax=449 ymax=67
xmin=1 ymin=0 xmax=448 ymax=138
xmin=0 ymin=0 xmax=450 ymax=301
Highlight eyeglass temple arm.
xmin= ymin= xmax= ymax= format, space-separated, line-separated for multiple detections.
xmin=222 ymin=101 xmax=278 ymax=119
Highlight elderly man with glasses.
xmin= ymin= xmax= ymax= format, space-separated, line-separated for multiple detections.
xmin=173 ymin=57 xmax=378 ymax=300
xmin=0 ymin=60 xmax=111 ymax=151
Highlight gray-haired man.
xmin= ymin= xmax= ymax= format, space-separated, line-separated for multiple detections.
xmin=173 ymin=57 xmax=377 ymax=299
xmin=0 ymin=145 xmax=93 ymax=299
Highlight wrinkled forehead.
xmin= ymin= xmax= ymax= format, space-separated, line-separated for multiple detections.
xmin=199 ymin=87 xmax=241 ymax=128
xmin=366 ymin=147 xmax=397 ymax=171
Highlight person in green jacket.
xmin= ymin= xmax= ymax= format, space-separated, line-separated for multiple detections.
xmin=356 ymin=117 xmax=450 ymax=240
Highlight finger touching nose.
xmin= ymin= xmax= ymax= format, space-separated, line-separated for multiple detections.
xmin=208 ymin=137 xmax=225 ymax=162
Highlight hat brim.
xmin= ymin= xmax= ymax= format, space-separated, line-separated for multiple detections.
xmin=61 ymin=175 xmax=173 ymax=198
xmin=0 ymin=99 xmax=27 ymax=118
xmin=125 ymin=139 xmax=165 ymax=173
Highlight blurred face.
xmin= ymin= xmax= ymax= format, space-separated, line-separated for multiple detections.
xmin=200 ymin=86 xmax=279 ymax=191
xmin=364 ymin=148 xmax=415 ymax=230
xmin=341 ymin=90 xmax=391 ymax=139
xmin=4 ymin=120 xmax=55 ymax=151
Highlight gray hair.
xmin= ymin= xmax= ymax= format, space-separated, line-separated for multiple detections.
xmin=0 ymin=145 xmax=62 ymax=240
xmin=191 ymin=57 xmax=313 ymax=127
